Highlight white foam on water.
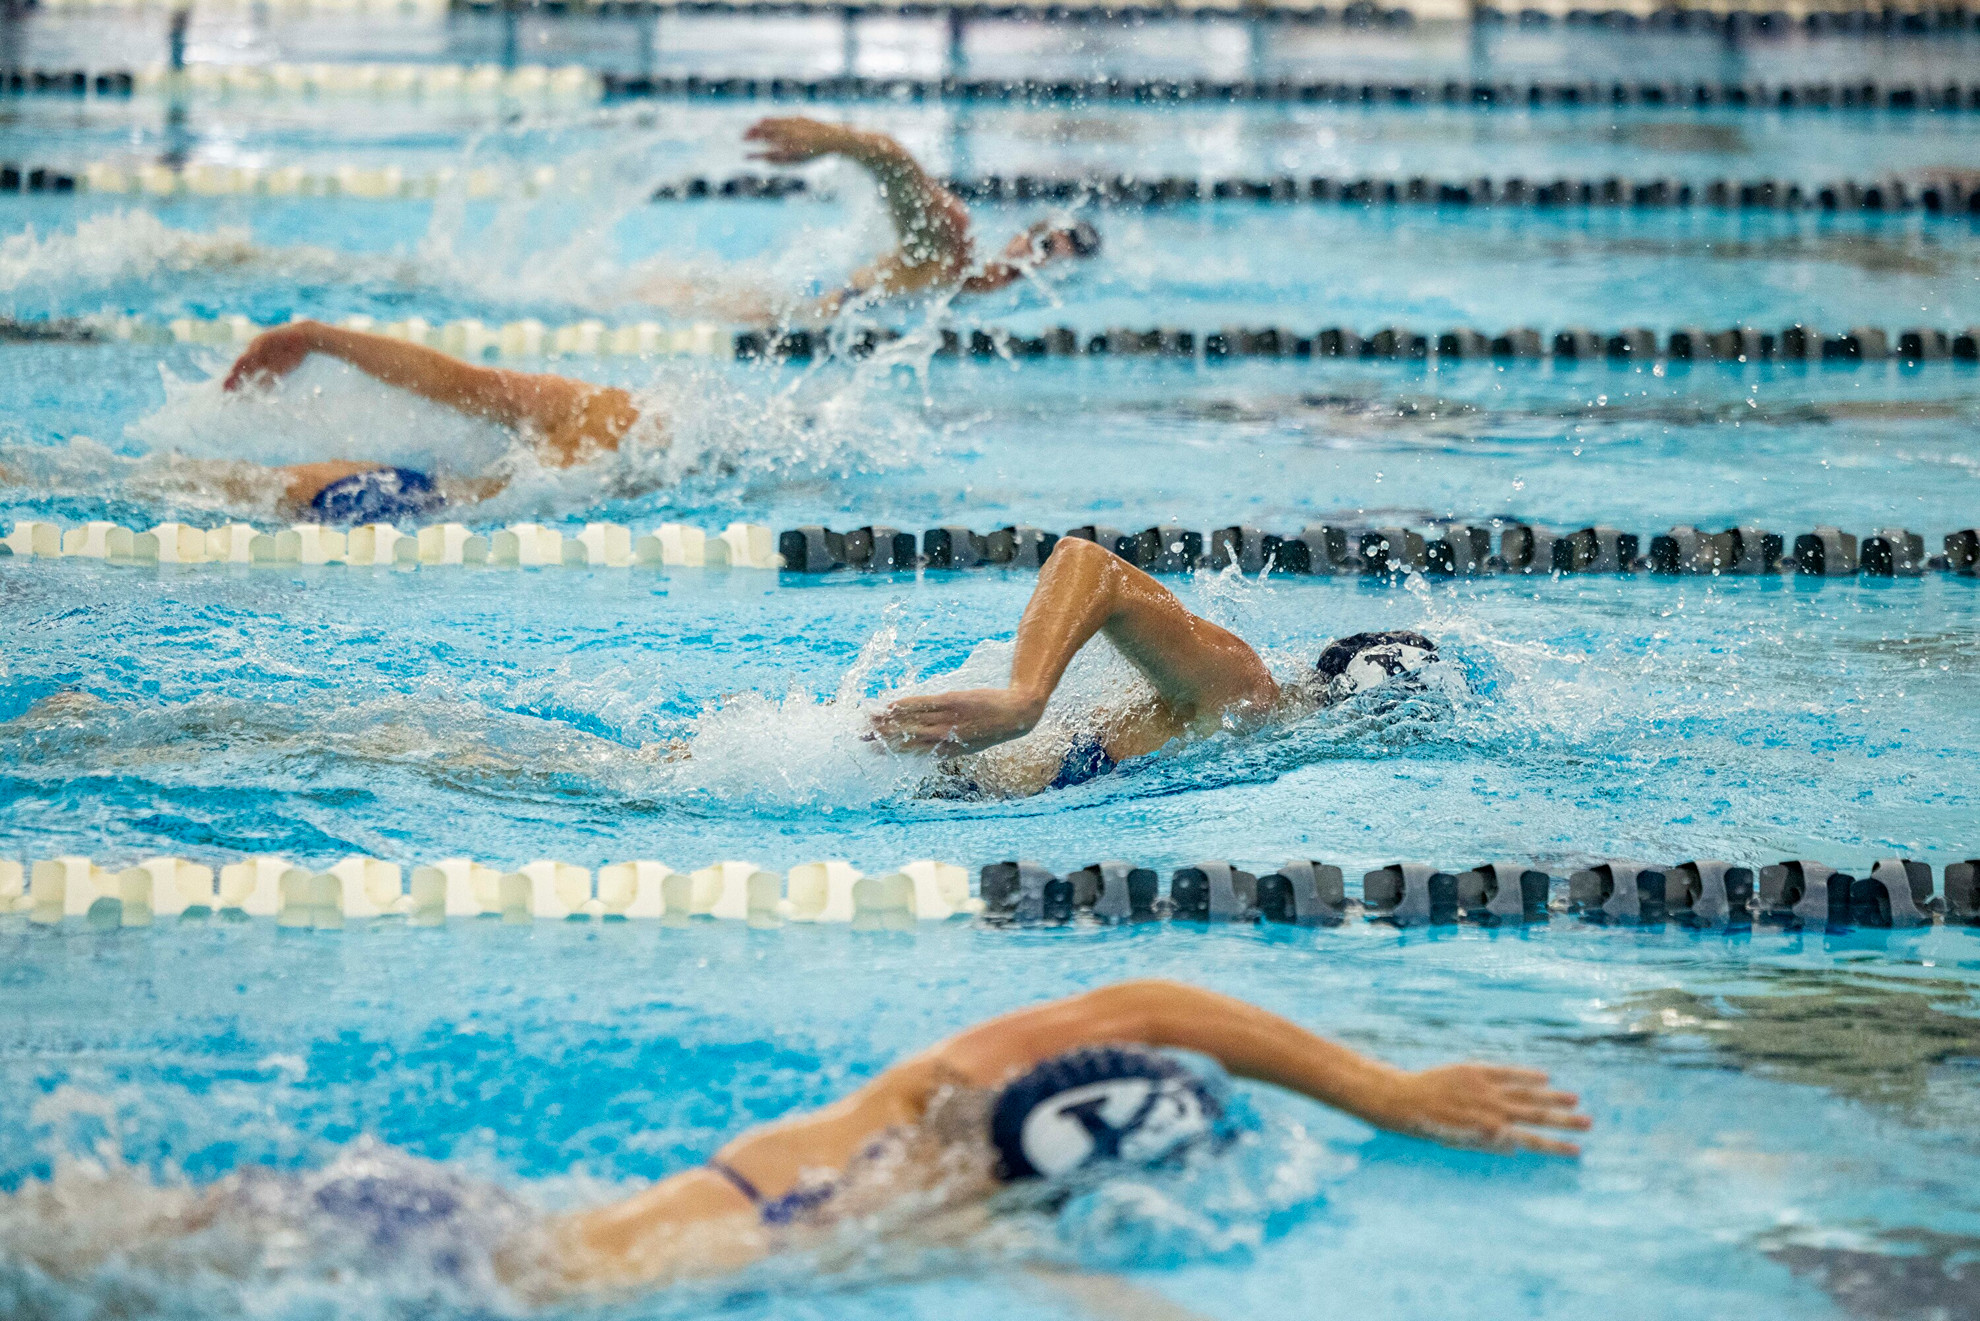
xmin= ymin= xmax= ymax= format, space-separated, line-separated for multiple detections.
xmin=89 ymin=337 xmax=928 ymax=519
xmin=0 ymin=211 xmax=415 ymax=318
xmin=672 ymin=609 xmax=931 ymax=808
xmin=129 ymin=354 xmax=518 ymax=476
xmin=0 ymin=1113 xmax=541 ymax=1321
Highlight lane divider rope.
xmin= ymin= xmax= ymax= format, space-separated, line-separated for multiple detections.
xmin=774 ymin=520 xmax=1980 ymax=578
xmin=18 ymin=312 xmax=1980 ymax=365
xmin=9 ymin=64 xmax=1980 ymax=109
xmin=9 ymin=515 xmax=1980 ymax=580
xmin=1 ymin=517 xmax=785 ymax=568
xmin=15 ymin=159 xmax=1980 ymax=218
xmin=3 ymin=852 xmax=1975 ymax=930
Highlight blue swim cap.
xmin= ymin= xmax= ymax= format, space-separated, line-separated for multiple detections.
xmin=307 ymin=467 xmax=445 ymax=524
xmin=989 ymin=1045 xmax=1222 ymax=1182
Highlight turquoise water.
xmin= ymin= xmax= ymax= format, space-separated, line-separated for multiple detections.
xmin=3 ymin=12 xmax=1980 ymax=1320
xmin=2 ymin=917 xmax=1978 ymax=1319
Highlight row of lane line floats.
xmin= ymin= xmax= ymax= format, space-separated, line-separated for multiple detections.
xmin=2 ymin=518 xmax=784 ymax=568
xmin=72 ymin=160 xmax=625 ymax=201
xmin=89 ymin=313 xmax=732 ymax=359
xmin=54 ymin=312 xmax=1980 ymax=368
xmin=0 ymin=856 xmax=981 ymax=927
xmin=11 ymin=854 xmax=1979 ymax=932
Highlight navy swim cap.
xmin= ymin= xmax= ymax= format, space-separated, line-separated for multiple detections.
xmin=989 ymin=1045 xmax=1222 ymax=1182
xmin=1314 ymin=630 xmax=1439 ymax=705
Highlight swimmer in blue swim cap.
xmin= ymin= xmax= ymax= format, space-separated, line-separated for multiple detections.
xmin=222 ymin=319 xmax=643 ymax=521
xmin=511 ymin=979 xmax=1586 ymax=1298
xmin=873 ymin=536 xmax=1447 ymax=797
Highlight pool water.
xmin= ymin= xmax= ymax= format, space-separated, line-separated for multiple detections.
xmin=2 ymin=9 xmax=1979 ymax=1320
xmin=3 ymin=917 xmax=1978 ymax=1320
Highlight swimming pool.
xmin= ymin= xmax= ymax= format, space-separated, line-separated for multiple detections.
xmin=3 ymin=9 xmax=1979 ymax=1318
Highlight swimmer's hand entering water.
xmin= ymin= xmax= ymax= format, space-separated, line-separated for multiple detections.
xmin=223 ymin=322 xmax=315 ymax=390
xmin=1369 ymin=1064 xmax=1589 ymax=1158
xmin=869 ymin=687 xmax=1042 ymax=755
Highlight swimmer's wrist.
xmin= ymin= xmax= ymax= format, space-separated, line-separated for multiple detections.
xmin=1331 ymin=1061 xmax=1418 ymax=1132
xmin=1006 ymin=686 xmax=1050 ymax=730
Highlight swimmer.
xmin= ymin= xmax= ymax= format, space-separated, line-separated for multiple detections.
xmin=5 ymin=982 xmax=1585 ymax=1302
xmin=728 ymin=116 xmax=1102 ymax=321
xmin=500 ymin=979 xmax=1587 ymax=1298
xmin=873 ymin=535 xmax=1445 ymax=797
xmin=220 ymin=317 xmax=642 ymax=520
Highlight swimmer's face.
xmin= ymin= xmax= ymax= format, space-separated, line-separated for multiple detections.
xmin=1005 ymin=222 xmax=1101 ymax=268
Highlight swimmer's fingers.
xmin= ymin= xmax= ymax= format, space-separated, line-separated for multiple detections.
xmin=742 ymin=116 xmax=836 ymax=164
xmin=1421 ymin=1119 xmax=1582 ymax=1160
xmin=1495 ymin=1128 xmax=1584 ymax=1159
xmin=867 ymin=697 xmax=960 ymax=751
xmin=223 ymin=326 xmax=312 ymax=392
xmin=1497 ymin=1099 xmax=1592 ymax=1132
xmin=1499 ymin=1086 xmax=1585 ymax=1115
xmin=869 ymin=690 xmax=1040 ymax=754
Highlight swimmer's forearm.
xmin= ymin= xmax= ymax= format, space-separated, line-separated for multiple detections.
xmin=293 ymin=321 xmax=526 ymax=424
xmin=937 ymin=979 xmax=1402 ymax=1130
xmin=1001 ymin=536 xmax=1128 ymax=722
xmin=1086 ymin=982 xmax=1411 ymax=1128
xmin=831 ymin=129 xmax=970 ymax=269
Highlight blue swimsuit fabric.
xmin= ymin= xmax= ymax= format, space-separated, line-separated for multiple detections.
xmin=1048 ymin=734 xmax=1118 ymax=791
xmin=306 ymin=467 xmax=446 ymax=524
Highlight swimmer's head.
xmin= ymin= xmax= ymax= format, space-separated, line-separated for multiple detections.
xmin=989 ymin=1046 xmax=1223 ymax=1183
xmin=1304 ymin=630 xmax=1441 ymax=707
xmin=1004 ymin=219 xmax=1102 ymax=269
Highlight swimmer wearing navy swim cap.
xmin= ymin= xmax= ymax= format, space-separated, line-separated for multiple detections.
xmin=220 ymin=117 xmax=1098 ymax=519
xmin=510 ymin=980 xmax=1587 ymax=1298
xmin=875 ymin=536 xmax=1448 ymax=797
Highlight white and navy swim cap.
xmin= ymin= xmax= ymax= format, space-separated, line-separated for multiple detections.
xmin=1313 ymin=629 xmax=1439 ymax=705
xmin=989 ymin=1045 xmax=1222 ymax=1182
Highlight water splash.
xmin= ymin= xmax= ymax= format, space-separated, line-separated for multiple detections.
xmin=0 ymin=212 xmax=403 ymax=321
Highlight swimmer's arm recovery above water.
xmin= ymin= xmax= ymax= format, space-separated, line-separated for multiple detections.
xmin=742 ymin=117 xmax=1096 ymax=319
xmin=535 ymin=980 xmax=1588 ymax=1295
xmin=871 ymin=536 xmax=1281 ymax=759
xmin=224 ymin=319 xmax=642 ymax=495
xmin=745 ymin=116 xmax=975 ymax=314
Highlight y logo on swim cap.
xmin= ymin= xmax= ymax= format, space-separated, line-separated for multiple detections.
xmin=991 ymin=1046 xmax=1223 ymax=1181
xmin=1017 ymin=1077 xmax=1214 ymax=1179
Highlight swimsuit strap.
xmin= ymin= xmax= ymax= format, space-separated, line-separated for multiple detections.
xmin=705 ymin=1159 xmax=836 ymax=1226
xmin=706 ymin=1159 xmax=764 ymax=1206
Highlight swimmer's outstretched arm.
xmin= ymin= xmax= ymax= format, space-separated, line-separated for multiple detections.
xmin=922 ymin=980 xmax=1590 ymax=1156
xmin=872 ymin=536 xmax=1280 ymax=754
xmin=224 ymin=320 xmax=639 ymax=465
xmin=745 ymin=116 xmax=973 ymax=309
